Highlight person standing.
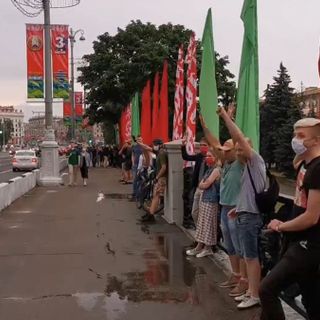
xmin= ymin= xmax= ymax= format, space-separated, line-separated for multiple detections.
xmin=259 ymin=118 xmax=320 ymax=320
xmin=80 ymin=147 xmax=91 ymax=186
xmin=186 ymin=152 xmax=221 ymax=258
xmin=181 ymin=136 xmax=209 ymax=229
xmin=200 ymin=113 xmax=247 ymax=298
xmin=130 ymin=136 xmax=143 ymax=201
xmin=218 ymin=106 xmax=266 ymax=309
xmin=68 ymin=144 xmax=80 ymax=186
xmin=139 ymin=139 xmax=168 ymax=223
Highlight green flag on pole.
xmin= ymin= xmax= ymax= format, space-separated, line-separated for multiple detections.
xmin=131 ymin=92 xmax=140 ymax=138
xmin=236 ymin=0 xmax=259 ymax=151
xmin=199 ymin=8 xmax=219 ymax=138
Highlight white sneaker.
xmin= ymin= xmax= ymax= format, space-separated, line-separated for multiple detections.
xmin=234 ymin=291 xmax=250 ymax=302
xmin=237 ymin=296 xmax=260 ymax=309
xmin=186 ymin=248 xmax=201 ymax=256
xmin=196 ymin=248 xmax=213 ymax=258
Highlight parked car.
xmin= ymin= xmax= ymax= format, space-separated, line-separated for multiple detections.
xmin=12 ymin=150 xmax=39 ymax=172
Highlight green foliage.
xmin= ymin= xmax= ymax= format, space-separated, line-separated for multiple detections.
xmin=79 ymin=20 xmax=236 ymax=142
xmin=260 ymin=63 xmax=300 ymax=176
xmin=0 ymin=119 xmax=13 ymax=145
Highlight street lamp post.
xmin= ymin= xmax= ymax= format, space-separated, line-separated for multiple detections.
xmin=69 ymin=28 xmax=85 ymax=141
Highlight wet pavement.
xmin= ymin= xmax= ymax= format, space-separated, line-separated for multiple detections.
xmin=0 ymin=167 xmax=260 ymax=320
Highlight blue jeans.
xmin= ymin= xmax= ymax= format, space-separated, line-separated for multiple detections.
xmin=220 ymin=205 xmax=241 ymax=256
xmin=236 ymin=212 xmax=263 ymax=259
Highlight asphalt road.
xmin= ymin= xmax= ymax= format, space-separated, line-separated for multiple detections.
xmin=0 ymin=152 xmax=22 ymax=183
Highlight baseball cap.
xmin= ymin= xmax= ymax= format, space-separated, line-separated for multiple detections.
xmin=218 ymin=139 xmax=234 ymax=151
xmin=153 ymin=139 xmax=163 ymax=146
xmin=294 ymin=118 xmax=320 ymax=129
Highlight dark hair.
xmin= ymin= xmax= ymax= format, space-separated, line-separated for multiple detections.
xmin=153 ymin=139 xmax=163 ymax=146
xmin=199 ymin=137 xmax=208 ymax=144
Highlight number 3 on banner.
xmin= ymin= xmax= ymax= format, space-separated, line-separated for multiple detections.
xmin=55 ymin=36 xmax=67 ymax=53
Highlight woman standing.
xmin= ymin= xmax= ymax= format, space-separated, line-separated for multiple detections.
xmin=186 ymin=152 xmax=221 ymax=258
xmin=80 ymin=147 xmax=91 ymax=186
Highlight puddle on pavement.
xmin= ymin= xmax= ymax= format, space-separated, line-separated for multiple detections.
xmin=105 ymin=234 xmax=198 ymax=304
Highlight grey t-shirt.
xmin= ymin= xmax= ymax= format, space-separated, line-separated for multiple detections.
xmin=236 ymin=150 xmax=266 ymax=214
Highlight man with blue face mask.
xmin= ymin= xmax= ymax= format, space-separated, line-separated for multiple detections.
xmin=259 ymin=118 xmax=320 ymax=320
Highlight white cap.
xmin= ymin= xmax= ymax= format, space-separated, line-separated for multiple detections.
xmin=294 ymin=118 xmax=320 ymax=129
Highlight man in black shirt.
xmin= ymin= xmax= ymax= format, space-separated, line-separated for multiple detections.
xmin=260 ymin=118 xmax=320 ymax=320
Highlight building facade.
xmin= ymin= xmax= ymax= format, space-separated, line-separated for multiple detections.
xmin=0 ymin=106 xmax=24 ymax=145
xmin=24 ymin=116 xmax=68 ymax=145
xmin=300 ymin=87 xmax=320 ymax=118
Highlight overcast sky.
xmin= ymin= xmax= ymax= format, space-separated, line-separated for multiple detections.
xmin=1 ymin=0 xmax=320 ymax=120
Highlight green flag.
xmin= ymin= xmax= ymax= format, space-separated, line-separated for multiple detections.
xmin=131 ymin=92 xmax=140 ymax=138
xmin=199 ymin=8 xmax=219 ymax=138
xmin=236 ymin=0 xmax=259 ymax=151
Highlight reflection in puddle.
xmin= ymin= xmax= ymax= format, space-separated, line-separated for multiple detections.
xmin=74 ymin=292 xmax=102 ymax=311
xmin=102 ymin=292 xmax=128 ymax=320
xmin=74 ymin=292 xmax=128 ymax=320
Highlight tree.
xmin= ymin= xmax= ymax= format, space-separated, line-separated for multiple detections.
xmin=0 ymin=119 xmax=13 ymax=146
xmin=260 ymin=63 xmax=300 ymax=176
xmin=79 ymin=21 xmax=236 ymax=142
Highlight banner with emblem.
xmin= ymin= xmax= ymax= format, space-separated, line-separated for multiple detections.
xmin=51 ymin=25 xmax=69 ymax=99
xmin=75 ymin=91 xmax=84 ymax=120
xmin=26 ymin=24 xmax=44 ymax=99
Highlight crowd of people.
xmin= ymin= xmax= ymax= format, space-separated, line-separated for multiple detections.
xmin=181 ymin=106 xmax=320 ymax=319
xmin=67 ymin=144 xmax=124 ymax=186
xmin=66 ymin=105 xmax=320 ymax=319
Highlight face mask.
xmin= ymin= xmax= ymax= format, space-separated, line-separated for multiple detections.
xmin=291 ymin=137 xmax=307 ymax=155
xmin=153 ymin=145 xmax=160 ymax=151
xmin=205 ymin=157 xmax=215 ymax=166
xmin=200 ymin=146 xmax=209 ymax=155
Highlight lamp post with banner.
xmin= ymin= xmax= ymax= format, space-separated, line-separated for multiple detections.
xmin=11 ymin=0 xmax=81 ymax=186
xmin=69 ymin=28 xmax=85 ymax=141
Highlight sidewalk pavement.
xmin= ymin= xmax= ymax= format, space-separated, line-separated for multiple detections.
xmin=0 ymin=167 xmax=260 ymax=320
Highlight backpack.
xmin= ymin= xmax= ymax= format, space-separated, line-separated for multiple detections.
xmin=247 ymin=166 xmax=280 ymax=215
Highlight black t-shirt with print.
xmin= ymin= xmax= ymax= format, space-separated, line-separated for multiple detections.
xmin=289 ymin=156 xmax=320 ymax=245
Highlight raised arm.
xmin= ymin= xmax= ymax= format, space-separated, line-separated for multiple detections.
xmin=217 ymin=106 xmax=253 ymax=159
xmin=199 ymin=114 xmax=225 ymax=162
xmin=137 ymin=142 xmax=153 ymax=152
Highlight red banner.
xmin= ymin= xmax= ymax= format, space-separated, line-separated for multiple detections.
xmin=141 ymin=81 xmax=152 ymax=145
xmin=159 ymin=60 xmax=169 ymax=143
xmin=185 ymin=33 xmax=197 ymax=167
xmin=75 ymin=92 xmax=83 ymax=117
xmin=152 ymin=72 xmax=160 ymax=141
xmin=120 ymin=104 xmax=132 ymax=145
xmin=63 ymin=100 xmax=72 ymax=117
xmin=51 ymin=25 xmax=69 ymax=99
xmin=173 ymin=45 xmax=184 ymax=140
xmin=26 ymin=24 xmax=44 ymax=99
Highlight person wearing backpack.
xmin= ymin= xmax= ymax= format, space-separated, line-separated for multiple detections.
xmin=186 ymin=152 xmax=221 ymax=258
xmin=259 ymin=118 xmax=320 ymax=320
xmin=218 ymin=106 xmax=267 ymax=309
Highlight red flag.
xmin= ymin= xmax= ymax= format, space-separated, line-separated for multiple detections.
xmin=141 ymin=80 xmax=152 ymax=145
xmin=159 ymin=60 xmax=169 ymax=143
xmin=63 ymin=100 xmax=72 ymax=117
xmin=152 ymin=72 xmax=160 ymax=140
xmin=173 ymin=45 xmax=185 ymax=140
xmin=185 ymin=33 xmax=197 ymax=167
xmin=120 ymin=104 xmax=132 ymax=145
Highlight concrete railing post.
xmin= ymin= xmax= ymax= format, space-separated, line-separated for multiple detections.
xmin=163 ymin=140 xmax=184 ymax=225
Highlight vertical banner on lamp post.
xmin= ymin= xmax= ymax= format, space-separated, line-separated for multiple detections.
xmin=75 ymin=92 xmax=83 ymax=118
xmin=26 ymin=24 xmax=44 ymax=99
xmin=51 ymin=25 xmax=69 ymax=99
xmin=63 ymin=100 xmax=72 ymax=126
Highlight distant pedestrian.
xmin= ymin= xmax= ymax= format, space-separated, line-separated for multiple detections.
xmin=80 ymin=147 xmax=91 ymax=186
xmin=68 ymin=144 xmax=80 ymax=186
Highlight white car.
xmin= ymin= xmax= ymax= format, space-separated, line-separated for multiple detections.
xmin=12 ymin=150 xmax=39 ymax=172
